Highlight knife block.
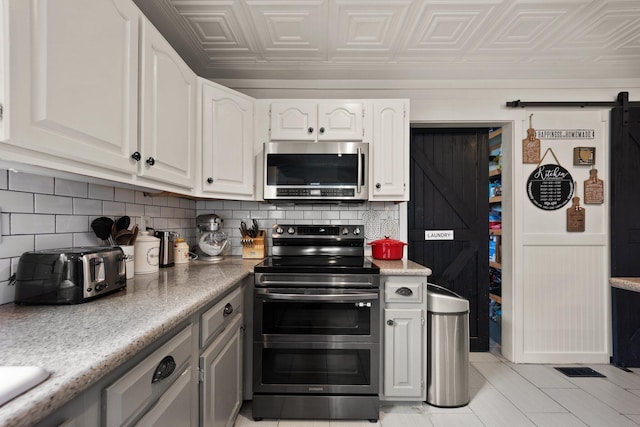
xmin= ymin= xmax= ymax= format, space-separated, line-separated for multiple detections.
xmin=241 ymin=231 xmax=267 ymax=259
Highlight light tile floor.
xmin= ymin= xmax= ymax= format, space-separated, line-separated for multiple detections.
xmin=235 ymin=350 xmax=640 ymax=427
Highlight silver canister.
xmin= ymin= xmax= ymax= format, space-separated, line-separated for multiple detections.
xmin=154 ymin=230 xmax=176 ymax=268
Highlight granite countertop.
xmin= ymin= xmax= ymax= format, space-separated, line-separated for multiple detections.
xmin=0 ymin=256 xmax=430 ymax=426
xmin=0 ymin=258 xmax=258 ymax=427
xmin=610 ymin=277 xmax=640 ymax=293
xmin=372 ymin=258 xmax=432 ymax=276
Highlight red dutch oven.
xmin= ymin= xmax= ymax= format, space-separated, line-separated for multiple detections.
xmin=368 ymin=237 xmax=408 ymax=260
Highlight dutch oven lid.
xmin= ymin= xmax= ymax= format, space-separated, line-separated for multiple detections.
xmin=368 ymin=237 xmax=407 ymax=246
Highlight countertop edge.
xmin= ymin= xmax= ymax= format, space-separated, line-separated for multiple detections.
xmin=373 ymin=259 xmax=433 ymax=276
xmin=610 ymin=277 xmax=640 ymax=293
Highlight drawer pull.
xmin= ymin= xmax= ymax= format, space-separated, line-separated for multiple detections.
xmin=152 ymin=356 xmax=176 ymax=383
xmin=387 ymin=319 xmax=395 ymax=326
xmin=223 ymin=303 xmax=234 ymax=317
xmin=395 ymin=287 xmax=413 ymax=297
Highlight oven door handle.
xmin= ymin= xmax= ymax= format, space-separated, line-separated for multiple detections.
xmin=256 ymin=290 xmax=378 ymax=302
xmin=256 ymin=278 xmax=375 ymax=287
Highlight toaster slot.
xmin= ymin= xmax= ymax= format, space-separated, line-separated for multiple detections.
xmin=91 ymin=257 xmax=105 ymax=283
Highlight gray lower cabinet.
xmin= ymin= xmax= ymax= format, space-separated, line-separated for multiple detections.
xmin=104 ymin=325 xmax=198 ymax=427
xmin=199 ymin=284 xmax=244 ymax=427
xmin=38 ymin=281 xmax=246 ymax=427
xmin=135 ymin=366 xmax=195 ymax=427
xmin=200 ymin=314 xmax=244 ymax=427
xmin=382 ymin=275 xmax=427 ymax=401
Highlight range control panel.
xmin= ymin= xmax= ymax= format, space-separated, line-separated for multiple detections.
xmin=272 ymin=224 xmax=362 ymax=238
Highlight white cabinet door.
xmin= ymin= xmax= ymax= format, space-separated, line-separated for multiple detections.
xmin=139 ymin=19 xmax=196 ymax=189
xmin=5 ymin=0 xmax=139 ymax=174
xmin=370 ymin=101 xmax=409 ymax=201
xmin=200 ymin=314 xmax=243 ymax=427
xmin=317 ymin=102 xmax=363 ymax=141
xmin=0 ymin=0 xmax=8 ymax=142
xmin=270 ymin=102 xmax=317 ymax=141
xmin=270 ymin=101 xmax=363 ymax=141
xmin=384 ymin=307 xmax=423 ymax=398
xmin=135 ymin=367 xmax=196 ymax=427
xmin=201 ymin=80 xmax=254 ymax=199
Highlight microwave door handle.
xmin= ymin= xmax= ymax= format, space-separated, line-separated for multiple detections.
xmin=357 ymin=146 xmax=362 ymax=194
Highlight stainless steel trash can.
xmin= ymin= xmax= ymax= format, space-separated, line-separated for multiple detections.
xmin=426 ymin=283 xmax=470 ymax=407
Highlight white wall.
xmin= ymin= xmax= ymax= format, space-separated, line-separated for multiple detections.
xmin=221 ymin=78 xmax=640 ymax=363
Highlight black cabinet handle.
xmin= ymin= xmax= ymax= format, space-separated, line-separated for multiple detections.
xmin=223 ymin=303 xmax=233 ymax=317
xmin=307 ymin=127 xmax=314 ymax=134
xmin=146 ymin=157 xmax=155 ymax=166
xmin=375 ymin=183 xmax=381 ymax=189
xmin=395 ymin=287 xmax=413 ymax=297
xmin=152 ymin=356 xmax=176 ymax=383
xmin=387 ymin=319 xmax=395 ymax=326
xmin=131 ymin=152 xmax=141 ymax=161
xmin=319 ymin=127 xmax=325 ymax=134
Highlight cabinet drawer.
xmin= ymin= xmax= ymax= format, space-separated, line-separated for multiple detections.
xmin=104 ymin=325 xmax=193 ymax=427
xmin=385 ymin=281 xmax=424 ymax=304
xmin=200 ymin=286 xmax=243 ymax=347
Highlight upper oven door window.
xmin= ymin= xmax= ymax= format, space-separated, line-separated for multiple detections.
xmin=255 ymin=288 xmax=379 ymax=340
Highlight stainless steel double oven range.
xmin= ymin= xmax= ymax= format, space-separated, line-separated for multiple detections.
xmin=252 ymin=224 xmax=381 ymax=422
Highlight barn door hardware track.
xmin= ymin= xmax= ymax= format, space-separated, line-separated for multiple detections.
xmin=506 ymin=91 xmax=640 ymax=108
xmin=506 ymin=91 xmax=639 ymax=125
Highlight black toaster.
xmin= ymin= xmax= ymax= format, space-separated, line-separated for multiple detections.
xmin=14 ymin=247 xmax=127 ymax=304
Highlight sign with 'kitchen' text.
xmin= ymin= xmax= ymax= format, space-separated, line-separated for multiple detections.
xmin=425 ymin=230 xmax=454 ymax=240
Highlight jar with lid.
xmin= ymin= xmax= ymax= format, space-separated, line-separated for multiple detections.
xmin=134 ymin=231 xmax=160 ymax=274
xmin=174 ymin=238 xmax=190 ymax=264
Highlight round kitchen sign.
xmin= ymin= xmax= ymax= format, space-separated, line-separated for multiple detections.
xmin=526 ymin=164 xmax=574 ymax=210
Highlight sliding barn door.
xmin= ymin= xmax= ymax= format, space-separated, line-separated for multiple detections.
xmin=408 ymin=128 xmax=489 ymax=352
xmin=611 ymin=106 xmax=640 ymax=276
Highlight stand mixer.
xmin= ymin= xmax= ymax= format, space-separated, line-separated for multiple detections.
xmin=196 ymin=214 xmax=229 ymax=263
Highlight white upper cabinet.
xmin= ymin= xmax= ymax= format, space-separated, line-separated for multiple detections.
xmin=270 ymin=101 xmax=363 ymax=141
xmin=0 ymin=0 xmax=7 ymax=142
xmin=200 ymin=79 xmax=254 ymax=199
xmin=369 ymin=100 xmax=409 ymax=201
xmin=139 ymin=19 xmax=196 ymax=190
xmin=4 ymin=0 xmax=139 ymax=175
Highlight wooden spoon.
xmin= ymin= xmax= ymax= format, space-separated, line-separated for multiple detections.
xmin=128 ymin=224 xmax=139 ymax=245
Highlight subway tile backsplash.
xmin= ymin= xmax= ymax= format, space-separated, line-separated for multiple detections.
xmin=0 ymin=168 xmax=399 ymax=305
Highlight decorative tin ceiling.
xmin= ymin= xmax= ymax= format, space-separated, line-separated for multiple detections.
xmin=134 ymin=0 xmax=640 ymax=80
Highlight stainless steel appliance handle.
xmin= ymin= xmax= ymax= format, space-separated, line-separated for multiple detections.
xmin=256 ymin=290 xmax=378 ymax=302
xmin=255 ymin=273 xmax=377 ymax=288
xmin=357 ymin=146 xmax=362 ymax=194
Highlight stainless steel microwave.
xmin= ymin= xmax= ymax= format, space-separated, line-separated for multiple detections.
xmin=263 ymin=141 xmax=369 ymax=203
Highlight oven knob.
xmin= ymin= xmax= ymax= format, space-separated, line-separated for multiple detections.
xmin=276 ymin=227 xmax=284 ymax=234
xmin=353 ymin=227 xmax=361 ymax=236
xmin=341 ymin=227 xmax=350 ymax=235
xmin=287 ymin=227 xmax=295 ymax=235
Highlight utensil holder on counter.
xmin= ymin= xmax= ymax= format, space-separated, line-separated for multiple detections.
xmin=241 ymin=231 xmax=267 ymax=259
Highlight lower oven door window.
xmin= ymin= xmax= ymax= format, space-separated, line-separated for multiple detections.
xmin=254 ymin=288 xmax=379 ymax=341
xmin=254 ymin=342 xmax=379 ymax=395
